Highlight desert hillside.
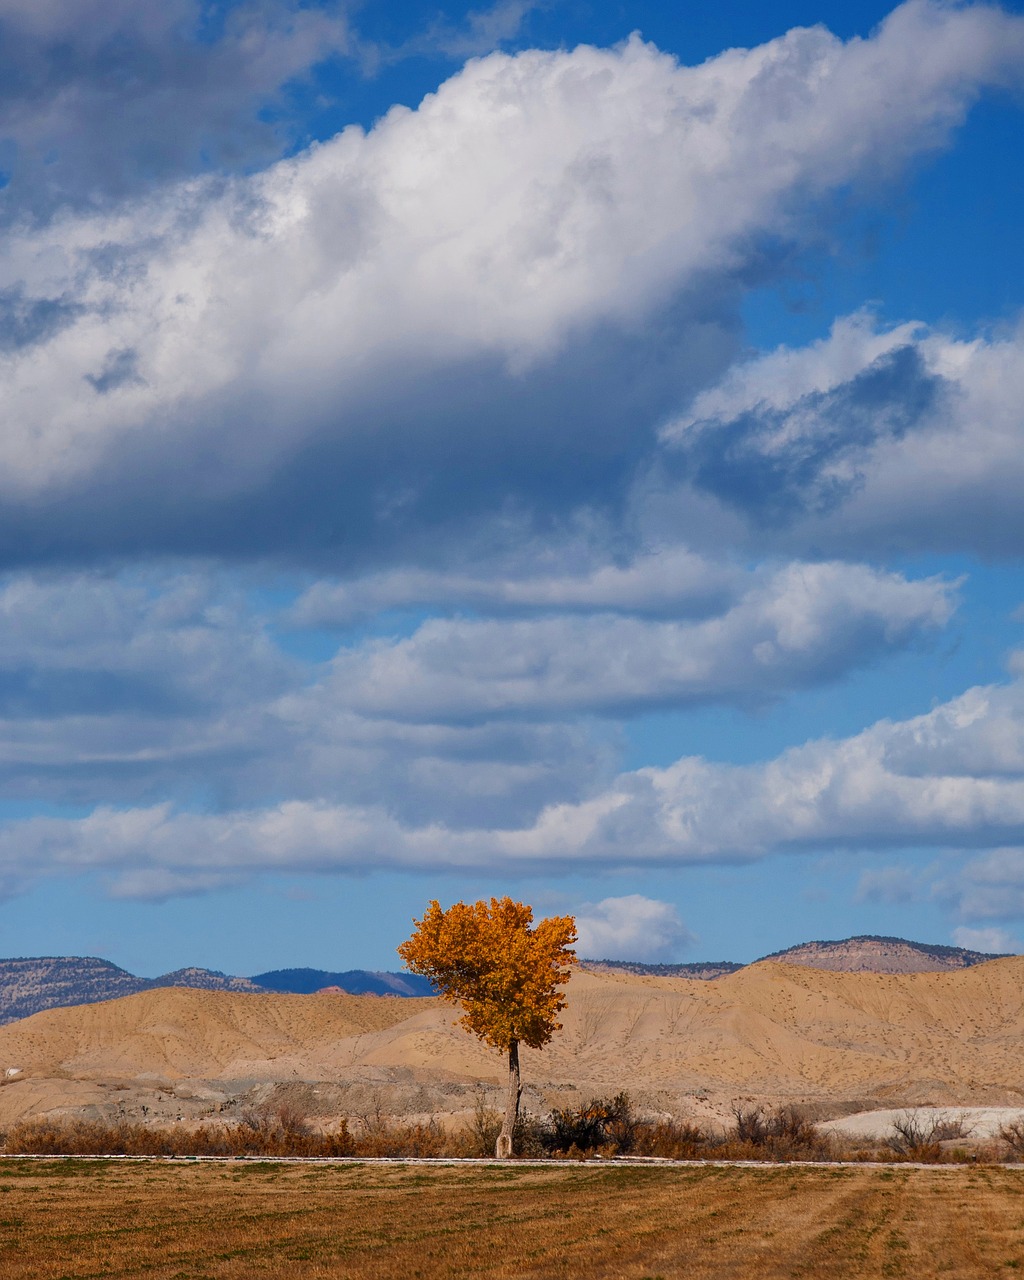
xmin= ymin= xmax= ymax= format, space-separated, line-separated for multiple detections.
xmin=0 ymin=938 xmax=1002 ymax=1025
xmin=1 ymin=958 xmax=1024 ymax=1128
xmin=763 ymin=935 xmax=1006 ymax=974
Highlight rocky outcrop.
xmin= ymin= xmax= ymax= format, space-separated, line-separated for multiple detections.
xmin=761 ymin=935 xmax=1008 ymax=974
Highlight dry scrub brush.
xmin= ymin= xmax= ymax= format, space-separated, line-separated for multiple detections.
xmin=998 ymin=1116 xmax=1024 ymax=1160
xmin=2 ymin=1095 xmax=1012 ymax=1163
xmin=5 ymin=1108 xmax=355 ymax=1158
xmin=883 ymin=1110 xmax=975 ymax=1161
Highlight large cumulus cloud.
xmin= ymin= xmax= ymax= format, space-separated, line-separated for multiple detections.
xmin=0 ymin=2 xmax=1020 ymax=567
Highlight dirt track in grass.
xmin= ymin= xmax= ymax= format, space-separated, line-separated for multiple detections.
xmin=0 ymin=1159 xmax=1022 ymax=1279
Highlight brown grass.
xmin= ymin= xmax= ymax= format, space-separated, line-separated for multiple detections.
xmin=0 ymin=1160 xmax=1021 ymax=1279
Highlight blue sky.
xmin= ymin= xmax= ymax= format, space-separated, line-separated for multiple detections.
xmin=0 ymin=0 xmax=1023 ymax=975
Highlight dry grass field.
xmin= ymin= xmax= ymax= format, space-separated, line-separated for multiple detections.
xmin=0 ymin=1160 xmax=1021 ymax=1279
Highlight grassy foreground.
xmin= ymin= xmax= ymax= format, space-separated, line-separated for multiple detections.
xmin=0 ymin=1160 xmax=1021 ymax=1279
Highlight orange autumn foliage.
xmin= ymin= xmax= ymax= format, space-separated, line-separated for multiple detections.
xmin=397 ymin=897 xmax=577 ymax=1051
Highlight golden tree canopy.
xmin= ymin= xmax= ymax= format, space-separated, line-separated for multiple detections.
xmin=397 ymin=897 xmax=577 ymax=1051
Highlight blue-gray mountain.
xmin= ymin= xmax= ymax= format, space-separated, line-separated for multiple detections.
xmin=250 ymin=968 xmax=434 ymax=998
xmin=0 ymin=958 xmax=430 ymax=1025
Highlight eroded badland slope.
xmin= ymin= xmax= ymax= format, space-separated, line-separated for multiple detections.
xmin=0 ymin=958 xmax=1022 ymax=1126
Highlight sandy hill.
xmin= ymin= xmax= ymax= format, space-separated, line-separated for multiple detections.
xmin=1 ymin=959 xmax=1024 ymax=1127
xmin=0 ymin=986 xmax=427 ymax=1082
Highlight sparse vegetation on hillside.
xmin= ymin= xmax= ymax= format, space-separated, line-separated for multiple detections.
xmin=582 ymin=959 xmax=743 ymax=979
xmin=763 ymin=934 xmax=1010 ymax=972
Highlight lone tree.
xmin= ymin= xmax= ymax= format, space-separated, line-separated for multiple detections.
xmin=398 ymin=896 xmax=576 ymax=1158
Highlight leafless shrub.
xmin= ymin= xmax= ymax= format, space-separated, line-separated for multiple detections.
xmin=724 ymin=1104 xmax=831 ymax=1160
xmin=886 ymin=1111 xmax=933 ymax=1156
xmin=930 ymin=1112 xmax=974 ymax=1142
xmin=463 ymin=1090 xmax=502 ymax=1157
xmin=543 ymin=1092 xmax=636 ymax=1155
xmin=998 ymin=1116 xmax=1024 ymax=1159
xmin=885 ymin=1110 xmax=973 ymax=1159
xmin=353 ymin=1089 xmax=392 ymax=1137
xmin=732 ymin=1104 xmax=770 ymax=1145
xmin=631 ymin=1119 xmax=709 ymax=1160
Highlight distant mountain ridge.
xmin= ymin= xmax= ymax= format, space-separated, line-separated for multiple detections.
xmin=761 ymin=934 xmax=1009 ymax=974
xmin=250 ymin=968 xmax=434 ymax=997
xmin=0 ymin=958 xmax=431 ymax=1025
xmin=0 ymin=935 xmax=1011 ymax=1025
xmin=582 ymin=936 xmax=1009 ymax=980
xmin=0 ymin=957 xmax=264 ymax=1026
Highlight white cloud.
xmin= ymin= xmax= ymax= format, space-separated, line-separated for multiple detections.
xmin=290 ymin=548 xmax=742 ymax=626
xmin=0 ymin=2 xmax=1018 ymax=562
xmin=574 ymin=894 xmax=693 ymax=962
xmin=0 ymin=570 xmax=300 ymax=805
xmin=656 ymin=310 xmax=1024 ymax=557
xmin=951 ymin=925 xmax=1020 ymax=955
xmin=0 ymin=565 xmax=623 ymax=823
xmin=942 ymin=847 xmax=1024 ymax=924
xmin=322 ymin=561 xmax=953 ymax=721
xmin=0 ymin=554 xmax=952 ymax=827
xmin=6 ymin=670 xmax=1024 ymax=898
xmin=392 ymin=0 xmax=541 ymax=62
xmin=0 ymin=524 xmax=975 ymax=913
xmin=665 ymin=311 xmax=926 ymax=434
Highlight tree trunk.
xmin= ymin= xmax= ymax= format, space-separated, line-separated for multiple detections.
xmin=495 ymin=1039 xmax=521 ymax=1159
